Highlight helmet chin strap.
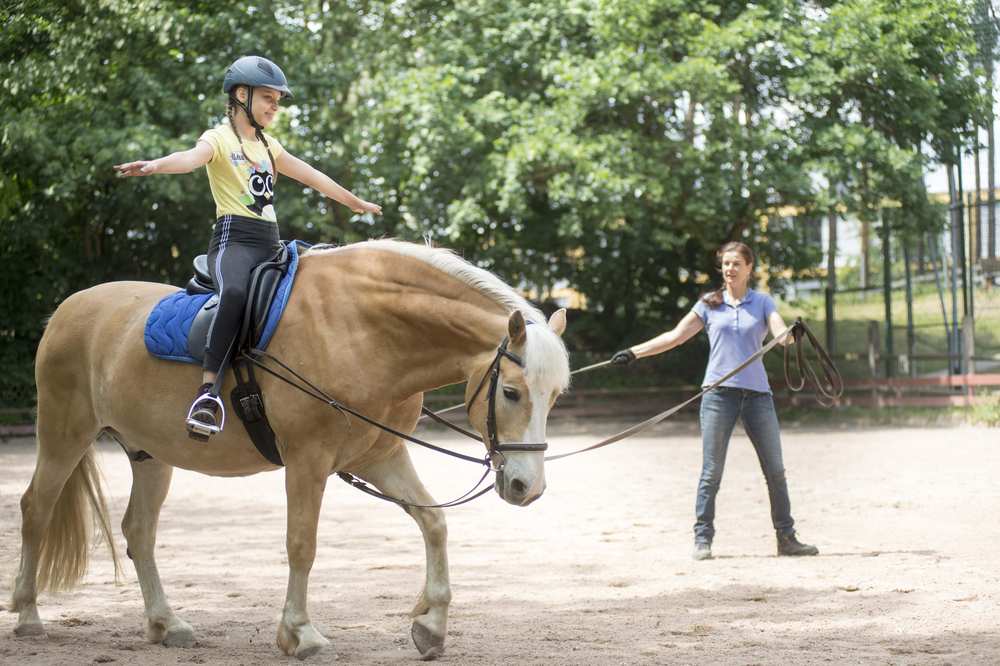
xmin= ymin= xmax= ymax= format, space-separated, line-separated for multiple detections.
xmin=231 ymin=87 xmax=263 ymax=132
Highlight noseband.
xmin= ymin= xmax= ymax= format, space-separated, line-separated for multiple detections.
xmin=465 ymin=336 xmax=548 ymax=468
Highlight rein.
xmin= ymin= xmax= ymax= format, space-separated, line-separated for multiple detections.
xmin=421 ymin=318 xmax=841 ymax=461
xmin=783 ymin=318 xmax=844 ymax=406
xmin=245 ymin=318 xmax=840 ymax=509
xmin=545 ymin=319 xmax=841 ymax=461
xmin=242 ymin=338 xmax=530 ymax=510
xmin=244 ymin=349 xmax=487 ymax=465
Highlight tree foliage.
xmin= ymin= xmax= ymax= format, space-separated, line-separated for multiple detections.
xmin=0 ymin=0 xmax=989 ymax=405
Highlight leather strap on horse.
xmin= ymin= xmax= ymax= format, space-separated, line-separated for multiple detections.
xmin=234 ymin=319 xmax=841 ymax=507
xmin=544 ymin=318 xmax=842 ymax=461
xmin=230 ymin=355 xmax=284 ymax=466
xmin=336 ymin=467 xmax=495 ymax=509
xmin=241 ymin=347 xmax=508 ymax=510
xmin=243 ymin=348 xmax=489 ymax=465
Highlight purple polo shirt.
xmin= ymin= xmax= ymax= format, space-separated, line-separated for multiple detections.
xmin=691 ymin=289 xmax=777 ymax=393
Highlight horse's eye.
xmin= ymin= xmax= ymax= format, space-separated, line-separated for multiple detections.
xmin=502 ymin=387 xmax=521 ymax=402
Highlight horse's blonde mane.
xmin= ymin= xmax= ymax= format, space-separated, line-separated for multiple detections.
xmin=304 ymin=239 xmax=569 ymax=389
xmin=304 ymin=239 xmax=547 ymax=324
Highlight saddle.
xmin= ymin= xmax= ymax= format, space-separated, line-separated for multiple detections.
xmin=144 ymin=240 xmax=304 ymax=365
xmin=185 ymin=241 xmax=292 ymax=362
xmin=144 ymin=240 xmax=308 ymax=464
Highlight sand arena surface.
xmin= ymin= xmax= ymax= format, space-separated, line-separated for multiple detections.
xmin=2 ymin=422 xmax=999 ymax=664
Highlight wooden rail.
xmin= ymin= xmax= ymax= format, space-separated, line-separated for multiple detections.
xmin=783 ymin=373 xmax=1000 ymax=408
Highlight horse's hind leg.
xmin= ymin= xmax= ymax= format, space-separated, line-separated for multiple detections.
xmin=11 ymin=406 xmax=105 ymax=637
xmin=121 ymin=456 xmax=194 ymax=647
xmin=356 ymin=443 xmax=450 ymax=660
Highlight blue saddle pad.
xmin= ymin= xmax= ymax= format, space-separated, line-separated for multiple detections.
xmin=144 ymin=240 xmax=302 ymax=364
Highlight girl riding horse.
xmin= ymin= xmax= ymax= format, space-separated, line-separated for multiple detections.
xmin=114 ymin=56 xmax=382 ymax=439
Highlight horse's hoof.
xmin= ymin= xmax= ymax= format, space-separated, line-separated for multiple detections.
xmin=148 ymin=618 xmax=195 ymax=647
xmin=411 ymin=621 xmax=444 ymax=660
xmin=162 ymin=623 xmax=196 ymax=648
xmin=295 ymin=641 xmax=326 ymax=660
xmin=293 ymin=632 xmax=330 ymax=660
xmin=278 ymin=623 xmax=330 ymax=660
xmin=13 ymin=621 xmax=46 ymax=638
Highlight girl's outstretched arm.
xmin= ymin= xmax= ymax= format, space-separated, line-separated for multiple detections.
xmin=276 ymin=150 xmax=381 ymax=214
xmin=114 ymin=141 xmax=214 ymax=177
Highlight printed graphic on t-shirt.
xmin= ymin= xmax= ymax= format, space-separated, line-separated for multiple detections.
xmin=201 ymin=126 xmax=284 ymax=222
xmin=230 ymin=153 xmax=276 ymax=221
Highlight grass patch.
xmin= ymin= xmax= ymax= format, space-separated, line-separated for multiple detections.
xmin=970 ymin=391 xmax=1000 ymax=427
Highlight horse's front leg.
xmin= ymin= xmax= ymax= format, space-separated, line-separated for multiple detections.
xmin=357 ymin=443 xmax=450 ymax=660
xmin=276 ymin=455 xmax=332 ymax=659
xmin=121 ymin=457 xmax=194 ymax=647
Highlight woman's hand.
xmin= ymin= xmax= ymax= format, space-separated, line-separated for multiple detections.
xmin=354 ymin=200 xmax=382 ymax=215
xmin=790 ymin=318 xmax=805 ymax=345
xmin=610 ymin=349 xmax=637 ymax=366
xmin=113 ymin=160 xmax=158 ymax=177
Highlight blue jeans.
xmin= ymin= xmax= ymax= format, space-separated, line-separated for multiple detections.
xmin=694 ymin=387 xmax=795 ymax=544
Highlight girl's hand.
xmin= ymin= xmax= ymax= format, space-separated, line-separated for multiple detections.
xmin=113 ymin=160 xmax=158 ymax=177
xmin=354 ymin=200 xmax=382 ymax=215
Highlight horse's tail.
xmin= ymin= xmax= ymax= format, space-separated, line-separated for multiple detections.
xmin=35 ymin=447 xmax=123 ymax=595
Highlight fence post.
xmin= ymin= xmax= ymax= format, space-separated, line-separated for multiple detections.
xmin=867 ymin=320 xmax=880 ymax=405
xmin=962 ymin=315 xmax=975 ymax=376
xmin=881 ymin=209 xmax=894 ymax=378
xmin=867 ymin=320 xmax=881 ymax=378
xmin=903 ymin=238 xmax=916 ymax=377
xmin=824 ymin=287 xmax=835 ymax=356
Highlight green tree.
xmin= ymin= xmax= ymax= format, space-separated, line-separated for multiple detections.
xmin=0 ymin=0 xmax=990 ymax=409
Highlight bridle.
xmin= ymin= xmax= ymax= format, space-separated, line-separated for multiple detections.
xmin=242 ymin=333 xmax=547 ymax=509
xmin=465 ymin=336 xmax=548 ymax=472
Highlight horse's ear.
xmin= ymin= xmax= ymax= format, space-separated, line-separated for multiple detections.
xmin=508 ymin=310 xmax=527 ymax=345
xmin=548 ymin=308 xmax=567 ymax=337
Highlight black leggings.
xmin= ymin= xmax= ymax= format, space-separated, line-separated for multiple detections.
xmin=203 ymin=215 xmax=280 ymax=373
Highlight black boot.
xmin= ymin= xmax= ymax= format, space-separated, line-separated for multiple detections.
xmin=777 ymin=532 xmax=819 ymax=556
xmin=185 ymin=383 xmax=223 ymax=440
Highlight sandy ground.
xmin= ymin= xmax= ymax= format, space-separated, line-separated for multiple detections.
xmin=1 ymin=420 xmax=999 ymax=665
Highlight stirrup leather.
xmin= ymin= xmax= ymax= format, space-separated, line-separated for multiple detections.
xmin=185 ymin=393 xmax=226 ymax=438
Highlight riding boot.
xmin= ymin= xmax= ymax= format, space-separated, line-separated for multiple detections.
xmin=186 ymin=382 xmax=224 ymax=441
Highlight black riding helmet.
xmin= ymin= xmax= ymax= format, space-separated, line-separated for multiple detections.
xmin=223 ymin=56 xmax=292 ymax=131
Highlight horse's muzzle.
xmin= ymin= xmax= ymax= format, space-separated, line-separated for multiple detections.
xmin=494 ymin=469 xmax=545 ymax=506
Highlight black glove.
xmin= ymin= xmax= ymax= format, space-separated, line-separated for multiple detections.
xmin=610 ymin=349 xmax=637 ymax=366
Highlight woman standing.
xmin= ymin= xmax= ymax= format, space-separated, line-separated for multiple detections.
xmin=610 ymin=241 xmax=818 ymax=560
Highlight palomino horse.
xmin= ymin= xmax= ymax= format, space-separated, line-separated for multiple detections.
xmin=10 ymin=239 xmax=571 ymax=659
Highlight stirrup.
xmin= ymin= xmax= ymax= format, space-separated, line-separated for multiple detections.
xmin=186 ymin=393 xmax=226 ymax=440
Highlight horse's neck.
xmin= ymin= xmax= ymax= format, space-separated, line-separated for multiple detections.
xmin=295 ymin=249 xmax=512 ymax=398
xmin=393 ymin=299 xmax=508 ymax=395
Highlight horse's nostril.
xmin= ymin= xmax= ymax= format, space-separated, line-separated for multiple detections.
xmin=510 ymin=478 xmax=527 ymax=496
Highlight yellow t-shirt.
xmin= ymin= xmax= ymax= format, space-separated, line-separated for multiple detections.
xmin=198 ymin=125 xmax=285 ymax=223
